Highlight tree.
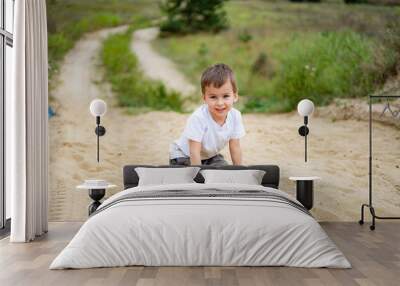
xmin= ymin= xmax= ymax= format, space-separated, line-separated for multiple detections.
xmin=160 ymin=0 xmax=229 ymax=34
xmin=343 ymin=0 xmax=367 ymax=3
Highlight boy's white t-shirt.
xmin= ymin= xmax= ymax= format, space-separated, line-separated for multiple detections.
xmin=170 ymin=104 xmax=246 ymax=160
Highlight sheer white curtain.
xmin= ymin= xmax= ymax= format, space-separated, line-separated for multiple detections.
xmin=8 ymin=0 xmax=48 ymax=242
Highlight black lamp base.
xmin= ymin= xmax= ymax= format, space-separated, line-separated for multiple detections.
xmin=296 ymin=180 xmax=314 ymax=210
xmin=88 ymin=189 xmax=105 ymax=215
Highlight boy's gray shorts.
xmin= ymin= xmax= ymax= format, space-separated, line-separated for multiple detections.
xmin=169 ymin=154 xmax=228 ymax=167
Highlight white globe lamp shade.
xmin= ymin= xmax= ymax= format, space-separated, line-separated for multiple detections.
xmin=297 ymin=99 xmax=314 ymax=117
xmin=90 ymin=99 xmax=107 ymax=117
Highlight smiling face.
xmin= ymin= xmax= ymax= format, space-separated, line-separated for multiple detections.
xmin=203 ymin=80 xmax=238 ymax=124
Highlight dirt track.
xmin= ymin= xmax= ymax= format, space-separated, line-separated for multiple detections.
xmin=131 ymin=27 xmax=196 ymax=98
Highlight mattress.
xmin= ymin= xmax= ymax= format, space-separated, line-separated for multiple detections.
xmin=50 ymin=183 xmax=351 ymax=269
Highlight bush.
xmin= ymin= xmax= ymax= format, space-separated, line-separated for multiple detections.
xmin=238 ymin=29 xmax=252 ymax=43
xmin=251 ymin=52 xmax=274 ymax=78
xmin=275 ymin=31 xmax=377 ymax=109
xmin=381 ymin=16 xmax=400 ymax=77
xmin=356 ymin=15 xmax=400 ymax=88
xmin=160 ymin=0 xmax=229 ymax=34
xmin=344 ymin=0 xmax=367 ymax=4
xmin=101 ymin=31 xmax=183 ymax=111
xmin=48 ymin=33 xmax=72 ymax=65
xmin=289 ymin=0 xmax=321 ymax=2
xmin=244 ymin=31 xmax=378 ymax=112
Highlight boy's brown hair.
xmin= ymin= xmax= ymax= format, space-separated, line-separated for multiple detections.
xmin=201 ymin=63 xmax=237 ymax=94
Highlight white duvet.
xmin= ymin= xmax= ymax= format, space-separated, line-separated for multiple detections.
xmin=50 ymin=183 xmax=351 ymax=269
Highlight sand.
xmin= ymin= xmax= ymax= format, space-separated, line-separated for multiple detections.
xmin=49 ymin=27 xmax=400 ymax=222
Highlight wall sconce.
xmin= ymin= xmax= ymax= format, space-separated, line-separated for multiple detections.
xmin=297 ymin=99 xmax=314 ymax=162
xmin=89 ymin=99 xmax=107 ymax=163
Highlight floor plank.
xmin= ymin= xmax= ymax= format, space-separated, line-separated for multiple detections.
xmin=0 ymin=222 xmax=399 ymax=286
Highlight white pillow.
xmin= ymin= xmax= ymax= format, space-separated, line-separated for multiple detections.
xmin=200 ymin=169 xmax=266 ymax=185
xmin=135 ymin=167 xmax=200 ymax=186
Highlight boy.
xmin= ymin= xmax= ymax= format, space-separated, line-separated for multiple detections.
xmin=169 ymin=63 xmax=245 ymax=166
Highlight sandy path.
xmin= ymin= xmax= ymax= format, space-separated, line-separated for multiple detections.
xmin=49 ymin=26 xmax=400 ymax=222
xmin=131 ymin=27 xmax=196 ymax=97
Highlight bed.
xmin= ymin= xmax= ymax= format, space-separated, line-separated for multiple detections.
xmin=50 ymin=165 xmax=350 ymax=269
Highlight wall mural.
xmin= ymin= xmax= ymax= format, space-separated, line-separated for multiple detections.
xmin=46 ymin=0 xmax=400 ymax=222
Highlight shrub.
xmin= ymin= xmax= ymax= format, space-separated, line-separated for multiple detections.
xmin=238 ymin=29 xmax=252 ymax=43
xmin=289 ymin=0 xmax=321 ymax=2
xmin=344 ymin=0 xmax=367 ymax=4
xmin=381 ymin=16 xmax=400 ymax=77
xmin=274 ymin=31 xmax=377 ymax=109
xmin=47 ymin=33 xmax=73 ymax=83
xmin=160 ymin=0 xmax=229 ymax=34
xmin=357 ymin=15 xmax=400 ymax=88
xmin=251 ymin=52 xmax=274 ymax=78
xmin=48 ymin=33 xmax=72 ymax=65
xmin=244 ymin=31 xmax=378 ymax=112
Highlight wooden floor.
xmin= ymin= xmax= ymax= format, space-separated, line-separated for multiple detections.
xmin=0 ymin=222 xmax=399 ymax=286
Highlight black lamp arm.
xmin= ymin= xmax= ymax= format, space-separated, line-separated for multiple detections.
xmin=94 ymin=116 xmax=106 ymax=163
xmin=298 ymin=116 xmax=310 ymax=162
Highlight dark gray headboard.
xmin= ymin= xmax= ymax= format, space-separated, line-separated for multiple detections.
xmin=123 ymin=165 xmax=280 ymax=189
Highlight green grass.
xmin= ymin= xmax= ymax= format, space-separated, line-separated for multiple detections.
xmin=248 ymin=31 xmax=377 ymax=112
xmin=48 ymin=0 xmax=182 ymax=113
xmin=47 ymin=0 xmax=161 ymax=82
xmin=48 ymin=13 xmax=122 ymax=77
xmin=101 ymin=26 xmax=183 ymax=111
xmin=153 ymin=0 xmax=400 ymax=112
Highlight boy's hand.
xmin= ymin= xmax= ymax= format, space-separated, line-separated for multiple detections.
xmin=189 ymin=140 xmax=202 ymax=165
xmin=229 ymin=139 xmax=242 ymax=165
